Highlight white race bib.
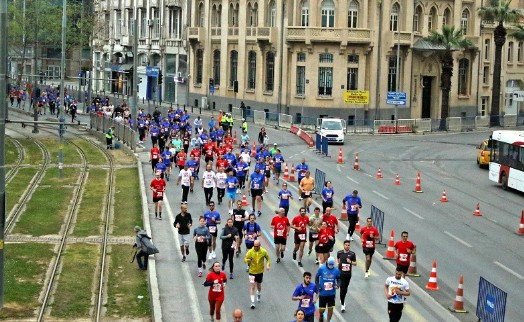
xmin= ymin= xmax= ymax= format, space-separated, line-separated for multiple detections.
xmin=235 ymin=215 xmax=242 ymax=221
xmin=197 ymin=236 xmax=205 ymax=243
xmin=301 ymin=298 xmax=310 ymax=308
xmin=365 ymin=241 xmax=374 ymax=247
xmin=298 ymin=234 xmax=306 ymax=241
xmin=324 ymin=282 xmax=333 ymax=290
xmin=253 ymin=183 xmax=260 ymax=189
xmin=276 ymin=229 xmax=284 ymax=237
xmin=350 ymin=204 xmax=358 ymax=212
xmin=157 ymin=191 xmax=163 ymax=196
xmin=249 ymin=275 xmax=255 ymax=283
xmin=209 ymin=226 xmax=217 ymax=233
xmin=212 ymin=283 xmax=222 ymax=292
xmin=341 ymin=263 xmax=351 ymax=271
xmin=399 ymin=254 xmax=408 ymax=262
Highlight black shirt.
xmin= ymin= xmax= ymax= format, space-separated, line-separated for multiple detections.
xmin=336 ymin=250 xmax=356 ymax=275
xmin=173 ymin=212 xmax=193 ymax=235
xmin=221 ymin=225 xmax=239 ymax=250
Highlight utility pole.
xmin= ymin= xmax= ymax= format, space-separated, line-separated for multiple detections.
xmin=58 ymin=0 xmax=68 ymax=178
xmin=131 ymin=16 xmax=138 ymax=118
xmin=0 ymin=0 xmax=9 ymax=308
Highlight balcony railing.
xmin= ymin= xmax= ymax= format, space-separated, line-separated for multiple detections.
xmin=245 ymin=27 xmax=276 ymax=43
xmin=286 ymin=27 xmax=372 ymax=44
xmin=390 ymin=31 xmax=413 ymax=46
xmin=188 ymin=27 xmax=205 ymax=43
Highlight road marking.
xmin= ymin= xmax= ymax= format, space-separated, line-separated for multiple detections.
xmin=346 ymin=176 xmax=359 ymax=184
xmin=403 ymin=207 xmax=424 ymax=219
xmin=301 ymin=150 xmax=306 ymax=154
xmin=372 ymin=190 xmax=389 ymax=200
xmin=494 ymin=261 xmax=524 ymax=279
xmin=444 ymin=231 xmax=472 ymax=248
xmin=337 ymin=165 xmax=341 ymax=172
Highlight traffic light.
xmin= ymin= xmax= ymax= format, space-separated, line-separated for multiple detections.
xmin=233 ymin=80 xmax=238 ymax=93
xmin=158 ymin=72 xmax=163 ymax=85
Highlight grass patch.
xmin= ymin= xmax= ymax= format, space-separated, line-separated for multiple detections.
xmin=40 ymin=138 xmax=80 ymax=166
xmin=22 ymin=139 xmax=44 ymax=165
xmin=110 ymin=148 xmax=137 ymax=165
xmin=106 ymin=244 xmax=150 ymax=317
xmin=73 ymin=169 xmax=108 ymax=237
xmin=13 ymin=168 xmax=79 ymax=236
xmin=49 ymin=244 xmax=98 ymax=318
xmin=0 ymin=243 xmax=54 ymax=319
xmin=112 ymin=168 xmax=142 ymax=236
xmin=6 ymin=168 xmax=38 ymax=214
xmin=5 ymin=138 xmax=18 ymax=165
xmin=71 ymin=139 xmax=108 ymax=166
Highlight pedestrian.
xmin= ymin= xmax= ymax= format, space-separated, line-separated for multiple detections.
xmin=321 ymin=181 xmax=335 ymax=214
xmin=220 ymin=218 xmax=239 ymax=279
xmin=203 ymin=261 xmax=228 ymax=322
xmin=270 ymin=208 xmax=290 ymax=263
xmin=205 ymin=201 xmax=221 ymax=260
xmin=291 ymin=272 xmax=318 ymax=322
xmin=194 ymin=216 xmax=211 ymax=277
xmin=244 ymin=240 xmax=270 ymax=309
xmin=296 ymin=159 xmax=309 ymax=197
xmin=174 ymin=204 xmax=193 ymax=262
xmin=394 ymin=231 xmax=416 ymax=277
xmin=299 ymin=170 xmax=315 ymax=213
xmin=291 ymin=309 xmax=307 ymax=322
xmin=150 ymin=170 xmax=166 ymax=219
xmin=177 ymin=163 xmax=192 ymax=204
xmin=247 ymin=166 xmax=265 ymax=217
xmin=360 ymin=217 xmax=380 ymax=278
xmin=308 ymin=207 xmax=322 ymax=264
xmin=105 ymin=126 xmax=115 ymax=149
xmin=278 ymin=183 xmax=293 ymax=217
xmin=257 ymin=128 xmax=266 ymax=145
xmin=343 ymin=190 xmax=362 ymax=241
xmin=70 ymin=102 xmax=77 ymax=122
xmin=232 ymin=308 xmax=243 ymax=322
xmin=202 ymin=163 xmax=217 ymax=206
xmin=291 ymin=207 xmax=309 ymax=267
xmin=315 ymin=257 xmax=341 ymax=322
xmin=336 ymin=240 xmax=357 ymax=312
xmin=384 ymin=269 xmax=411 ymax=322
xmin=231 ymin=200 xmax=249 ymax=256
xmin=315 ymin=221 xmax=334 ymax=265
xmin=133 ymin=226 xmax=150 ymax=270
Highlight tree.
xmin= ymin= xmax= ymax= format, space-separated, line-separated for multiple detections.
xmin=510 ymin=24 xmax=524 ymax=41
xmin=478 ymin=0 xmax=523 ymax=126
xmin=425 ymin=25 xmax=473 ymax=130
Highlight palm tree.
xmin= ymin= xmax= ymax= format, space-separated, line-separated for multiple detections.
xmin=425 ymin=25 xmax=473 ymax=130
xmin=478 ymin=0 xmax=523 ymax=126
xmin=510 ymin=24 xmax=524 ymax=41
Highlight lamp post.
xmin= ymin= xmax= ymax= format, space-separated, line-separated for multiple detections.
xmin=0 ymin=0 xmax=8 ymax=308
xmin=58 ymin=0 xmax=68 ymax=178
xmin=395 ymin=27 xmax=401 ymax=121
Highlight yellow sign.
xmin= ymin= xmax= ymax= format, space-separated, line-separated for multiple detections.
xmin=344 ymin=90 xmax=369 ymax=104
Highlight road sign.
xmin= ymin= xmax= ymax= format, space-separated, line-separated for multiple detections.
xmin=513 ymin=91 xmax=524 ymax=102
xmin=386 ymin=92 xmax=407 ymax=105
xmin=344 ymin=90 xmax=369 ymax=104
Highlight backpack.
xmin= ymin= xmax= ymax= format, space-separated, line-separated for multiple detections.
xmin=140 ymin=236 xmax=159 ymax=255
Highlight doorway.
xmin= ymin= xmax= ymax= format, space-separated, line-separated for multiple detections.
xmin=421 ymin=76 xmax=433 ymax=119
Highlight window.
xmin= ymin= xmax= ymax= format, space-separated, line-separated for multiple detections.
xmin=347 ymin=54 xmax=359 ymax=63
xmin=248 ymin=2 xmax=258 ymax=27
xmin=461 ymin=9 xmax=469 ymax=35
xmin=387 ymin=56 xmax=399 ymax=91
xmin=269 ymin=1 xmax=277 ymax=27
xmin=247 ymin=51 xmax=257 ymax=90
xmin=213 ymin=50 xmax=221 ymax=86
xmin=321 ymin=0 xmax=335 ymax=28
xmin=115 ymin=11 xmax=122 ymax=38
xmin=319 ymin=53 xmax=333 ymax=63
xmin=507 ymin=42 xmax=514 ymax=62
xmin=518 ymin=42 xmax=523 ymax=63
xmin=481 ymin=97 xmax=489 ymax=117
xmin=296 ymin=66 xmax=306 ymax=95
xmin=347 ymin=0 xmax=358 ymax=28
xmin=212 ymin=4 xmax=222 ymax=27
xmin=484 ymin=39 xmax=490 ymax=61
xmin=196 ymin=49 xmax=204 ymax=84
xmin=458 ymin=58 xmax=469 ymax=95
xmin=428 ymin=7 xmax=437 ymax=32
xmin=390 ymin=3 xmax=399 ymax=31
xmin=152 ymin=9 xmax=160 ymax=38
xmin=301 ymin=0 xmax=309 ymax=27
xmin=198 ymin=3 xmax=205 ymax=27
xmin=265 ymin=52 xmax=275 ymax=91
xmin=347 ymin=68 xmax=358 ymax=90
xmin=413 ymin=6 xmax=422 ymax=32
xmin=127 ymin=10 xmax=134 ymax=36
xmin=140 ymin=9 xmax=146 ymax=37
xmin=167 ymin=7 xmax=181 ymax=38
xmin=483 ymin=66 xmax=489 ymax=84
xmin=229 ymin=50 xmax=238 ymax=86
xmin=443 ymin=8 xmax=451 ymax=27
xmin=229 ymin=3 xmax=239 ymax=27
xmin=318 ymin=67 xmax=333 ymax=96
xmin=297 ymin=52 xmax=306 ymax=62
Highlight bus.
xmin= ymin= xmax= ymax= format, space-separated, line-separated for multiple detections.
xmin=488 ymin=130 xmax=524 ymax=191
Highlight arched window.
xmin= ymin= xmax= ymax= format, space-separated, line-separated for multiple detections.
xmin=458 ymin=58 xmax=469 ymax=95
xmin=461 ymin=9 xmax=469 ymax=35
xmin=265 ymin=52 xmax=275 ymax=91
xmin=321 ymin=0 xmax=335 ymax=28
xmin=443 ymin=8 xmax=451 ymax=27
xmin=348 ymin=0 xmax=358 ymax=28
xmin=508 ymin=41 xmax=514 ymax=62
xmin=413 ymin=6 xmax=422 ymax=32
xmin=213 ymin=50 xmax=221 ymax=85
xmin=196 ymin=49 xmax=204 ymax=84
xmin=301 ymin=0 xmax=309 ymax=27
xmin=428 ymin=7 xmax=437 ymax=32
xmin=229 ymin=50 xmax=238 ymax=86
xmin=198 ymin=2 xmax=205 ymax=27
xmin=390 ymin=3 xmax=399 ymax=31
xmin=212 ymin=4 xmax=222 ymax=27
xmin=229 ymin=3 xmax=239 ymax=27
xmin=269 ymin=0 xmax=277 ymax=27
xmin=247 ymin=2 xmax=258 ymax=27
xmin=247 ymin=51 xmax=257 ymax=90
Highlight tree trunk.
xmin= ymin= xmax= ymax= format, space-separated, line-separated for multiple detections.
xmin=491 ymin=23 xmax=506 ymax=126
xmin=439 ymin=50 xmax=453 ymax=130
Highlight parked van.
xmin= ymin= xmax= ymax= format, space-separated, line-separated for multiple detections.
xmin=316 ymin=117 xmax=346 ymax=144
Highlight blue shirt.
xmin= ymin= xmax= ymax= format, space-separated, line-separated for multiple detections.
xmin=161 ymin=151 xmax=172 ymax=164
xmin=208 ymin=120 xmax=216 ymax=129
xmin=292 ymin=282 xmax=319 ymax=316
xmin=322 ymin=187 xmax=334 ymax=203
xmin=224 ymin=153 xmax=236 ymax=166
xmin=249 ymin=172 xmax=265 ymax=190
xmin=243 ymin=222 xmax=261 ymax=245
xmin=216 ymin=129 xmax=224 ymax=141
xmin=150 ymin=127 xmax=160 ymax=138
xmin=255 ymin=162 xmax=265 ymax=172
xmin=278 ymin=190 xmax=293 ymax=207
xmin=185 ymin=160 xmax=199 ymax=175
xmin=204 ymin=210 xmax=221 ymax=228
xmin=296 ymin=163 xmax=309 ymax=179
xmin=342 ymin=195 xmax=362 ymax=215
xmin=315 ymin=265 xmax=341 ymax=296
xmin=155 ymin=162 xmax=167 ymax=174
xmin=225 ymin=176 xmax=239 ymax=193
xmin=235 ymin=161 xmax=249 ymax=177
xmin=273 ymin=154 xmax=284 ymax=167
xmin=209 ymin=131 xmax=217 ymax=142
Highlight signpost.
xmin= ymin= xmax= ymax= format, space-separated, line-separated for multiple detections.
xmin=513 ymin=91 xmax=524 ymax=102
xmin=344 ymin=90 xmax=369 ymax=104
xmin=387 ymin=91 xmax=407 ymax=121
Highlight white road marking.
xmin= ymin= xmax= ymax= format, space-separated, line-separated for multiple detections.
xmin=372 ymin=190 xmax=389 ymax=200
xmin=494 ymin=261 xmax=524 ymax=279
xmin=300 ymin=150 xmax=306 ymax=154
xmin=337 ymin=165 xmax=341 ymax=172
xmin=403 ymin=207 xmax=424 ymax=220
xmin=346 ymin=176 xmax=359 ymax=184
xmin=444 ymin=231 xmax=473 ymax=248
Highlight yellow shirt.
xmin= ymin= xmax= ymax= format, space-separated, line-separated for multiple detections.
xmin=300 ymin=177 xmax=315 ymax=192
xmin=244 ymin=247 xmax=270 ymax=274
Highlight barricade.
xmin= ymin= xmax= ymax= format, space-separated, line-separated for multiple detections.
xmin=447 ymin=117 xmax=461 ymax=131
xmin=266 ymin=111 xmax=279 ymax=127
xmin=374 ymin=120 xmax=397 ymax=134
xmin=231 ymin=106 xmax=243 ymax=120
xmin=320 ymin=136 xmax=329 ymax=156
xmin=253 ymin=110 xmax=265 ymax=125
xmin=290 ymin=125 xmax=299 ymax=134
xmin=370 ymin=205 xmax=385 ymax=245
xmin=314 ymin=169 xmax=326 ymax=197
xmin=476 ymin=276 xmax=507 ymax=322
xmin=414 ymin=118 xmax=432 ymax=132
xmin=475 ymin=116 xmax=490 ymax=128
xmin=397 ymin=119 xmax=415 ymax=133
xmin=278 ymin=113 xmax=293 ymax=129
xmin=315 ymin=133 xmax=322 ymax=153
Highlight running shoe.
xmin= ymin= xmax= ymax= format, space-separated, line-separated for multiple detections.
xmin=293 ymin=251 xmax=297 ymax=260
xmin=308 ymin=249 xmax=312 ymax=255
xmin=250 ymin=303 xmax=255 ymax=309
xmin=315 ymin=259 xmax=319 ymax=265
xmin=365 ymin=272 xmax=370 ymax=278
xmin=257 ymin=292 xmax=261 ymax=302
xmin=198 ymin=271 xmax=202 ymax=277
xmin=345 ymin=234 xmax=350 ymax=241
xmin=341 ymin=304 xmax=346 ymax=312
xmin=298 ymin=262 xmax=303 ymax=267
xmin=298 ymin=197 xmax=303 ymax=201
xmin=280 ymin=251 xmax=284 ymax=258
xmin=208 ymin=253 xmax=213 ymax=260
xmin=212 ymin=251 xmax=216 ymax=259
xmin=229 ymin=273 xmax=234 ymax=279
xmin=182 ymin=256 xmax=186 ymax=262
xmin=276 ymin=258 xmax=281 ymax=263
xmin=350 ymin=236 xmax=354 ymax=241
xmin=257 ymin=211 xmax=262 ymax=217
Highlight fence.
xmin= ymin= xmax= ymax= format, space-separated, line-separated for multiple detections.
xmin=314 ymin=168 xmax=326 ymax=197
xmin=253 ymin=110 xmax=265 ymax=125
xmin=315 ymin=133 xmax=330 ymax=157
xmin=370 ymin=205 xmax=385 ymax=245
xmin=476 ymin=276 xmax=507 ymax=322
xmin=90 ymin=113 xmax=138 ymax=151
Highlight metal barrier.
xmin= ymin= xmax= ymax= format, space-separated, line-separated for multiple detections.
xmin=90 ymin=113 xmax=138 ymax=151
xmin=414 ymin=118 xmax=432 ymax=132
xmin=266 ymin=112 xmax=279 ymax=127
xmin=278 ymin=113 xmax=293 ymax=129
xmin=370 ymin=205 xmax=385 ymax=245
xmin=231 ymin=106 xmax=243 ymax=120
xmin=396 ymin=119 xmax=414 ymax=133
xmin=374 ymin=120 xmax=397 ymax=134
xmin=476 ymin=276 xmax=507 ymax=322
xmin=447 ymin=117 xmax=462 ymax=131
xmin=314 ymin=168 xmax=326 ymax=197
xmin=254 ymin=110 xmax=265 ymax=125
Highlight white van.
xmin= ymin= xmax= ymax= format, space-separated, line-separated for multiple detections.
xmin=316 ymin=117 xmax=346 ymax=144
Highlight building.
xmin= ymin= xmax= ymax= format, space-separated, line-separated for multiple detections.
xmin=186 ymin=0 xmax=524 ymax=122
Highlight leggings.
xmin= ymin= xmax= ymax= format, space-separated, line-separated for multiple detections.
xmin=182 ymin=185 xmax=190 ymax=203
xmin=222 ymin=247 xmax=235 ymax=273
xmin=387 ymin=302 xmax=404 ymax=322
xmin=217 ymin=188 xmax=225 ymax=202
xmin=195 ymin=242 xmax=208 ymax=268
xmin=348 ymin=216 xmax=358 ymax=236
xmin=339 ymin=274 xmax=352 ymax=305
xmin=209 ymin=299 xmax=224 ymax=320
xmin=204 ymin=187 xmax=214 ymax=205
xmin=237 ymin=175 xmax=246 ymax=188
xmin=322 ymin=201 xmax=333 ymax=214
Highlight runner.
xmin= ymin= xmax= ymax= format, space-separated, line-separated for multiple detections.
xmin=263 ymin=156 xmax=272 ymax=193
xmin=295 ymin=159 xmax=309 ymax=200
xmin=150 ymin=170 xmax=166 ymax=219
xmin=272 ymin=148 xmax=284 ymax=184
xmin=231 ymin=200 xmax=249 ymax=256
xmin=203 ymin=261 xmax=228 ymax=322
xmin=215 ymin=167 xmax=227 ymax=205
xmin=291 ymin=272 xmax=319 ymax=322
xmin=384 ymin=269 xmax=411 ymax=322
xmin=150 ymin=143 xmax=161 ymax=174
xmin=315 ymin=222 xmax=334 ymax=265
xmin=174 ymin=204 xmax=193 ymax=262
xmin=360 ymin=217 xmax=380 ymax=278
xmin=235 ymin=157 xmax=249 ymax=194
xmin=277 ymin=182 xmax=293 ymax=217
xmin=394 ymin=231 xmax=416 ymax=277
xmin=161 ymin=146 xmax=173 ymax=181
xmin=177 ymin=163 xmax=192 ymax=204
xmin=176 ymin=148 xmax=187 ymax=171
xmin=204 ymin=201 xmax=222 ymax=260
xmin=321 ymin=181 xmax=335 ymax=214
xmin=315 ymin=257 xmax=341 ymax=322
xmin=194 ymin=216 xmax=211 ymax=277
xmin=225 ymin=169 xmax=239 ymax=213
xmin=299 ymin=171 xmax=315 ymax=213
xmin=244 ymin=240 xmax=271 ymax=309
xmin=242 ymin=214 xmax=262 ymax=257
xmin=336 ymin=240 xmax=357 ymax=312
xmin=270 ymin=208 xmax=291 ymax=263
xmin=343 ymin=190 xmax=362 ymax=241
xmin=308 ymin=207 xmax=323 ymax=264
xmin=155 ymin=156 xmax=167 ymax=179
xmin=322 ymin=207 xmax=339 ymax=252
xmin=185 ymin=154 xmax=199 ymax=192
xmin=220 ymin=218 xmax=239 ymax=279
xmin=291 ymin=207 xmax=309 ymax=267
xmin=247 ymin=166 xmax=265 ymax=217
xmin=190 ymin=145 xmax=202 ymax=180
xmin=202 ymin=163 xmax=217 ymax=206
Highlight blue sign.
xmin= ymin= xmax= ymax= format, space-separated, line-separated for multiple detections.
xmin=476 ymin=276 xmax=507 ymax=322
xmin=386 ymin=92 xmax=407 ymax=105
xmin=486 ymin=294 xmax=495 ymax=314
xmin=146 ymin=66 xmax=160 ymax=77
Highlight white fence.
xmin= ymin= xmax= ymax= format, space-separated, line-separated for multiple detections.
xmin=278 ymin=114 xmax=293 ymax=129
xmin=254 ymin=110 xmax=266 ymax=125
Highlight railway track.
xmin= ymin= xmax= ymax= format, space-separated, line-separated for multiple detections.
xmin=5 ymin=137 xmax=25 ymax=184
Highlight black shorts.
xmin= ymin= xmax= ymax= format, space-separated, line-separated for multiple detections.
xmin=233 ymin=224 xmax=244 ymax=239
xmin=294 ymin=232 xmax=307 ymax=244
xmin=153 ymin=196 xmax=163 ymax=203
xmin=274 ymin=166 xmax=281 ymax=174
xmin=251 ymin=189 xmax=263 ymax=197
xmin=309 ymin=231 xmax=319 ymax=242
xmin=264 ymin=171 xmax=271 ymax=178
xmin=274 ymin=236 xmax=287 ymax=245
xmin=249 ymin=273 xmax=263 ymax=284
xmin=245 ymin=243 xmax=254 ymax=250
xmin=363 ymin=247 xmax=375 ymax=256
xmin=301 ymin=192 xmax=313 ymax=199
xmin=396 ymin=264 xmax=409 ymax=274
xmin=315 ymin=243 xmax=330 ymax=254
xmin=319 ymin=295 xmax=336 ymax=308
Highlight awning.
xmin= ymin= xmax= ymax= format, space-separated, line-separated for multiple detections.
xmin=412 ymin=38 xmax=446 ymax=51
xmin=116 ymin=64 xmax=133 ymax=72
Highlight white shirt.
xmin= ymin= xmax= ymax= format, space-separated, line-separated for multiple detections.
xmin=202 ymin=170 xmax=216 ymax=188
xmin=215 ymin=172 xmax=227 ymax=189
xmin=179 ymin=169 xmax=192 ymax=186
xmin=385 ymin=276 xmax=409 ymax=304
xmin=241 ymin=152 xmax=251 ymax=164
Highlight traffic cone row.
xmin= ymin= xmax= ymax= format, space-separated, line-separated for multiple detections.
xmin=283 ymin=163 xmax=289 ymax=180
xmin=425 ymin=260 xmax=439 ymax=290
xmin=288 ymin=163 xmax=296 ymax=182
xmin=518 ymin=210 xmax=524 ymax=235
xmin=406 ymin=251 xmax=420 ymax=277
xmin=383 ymin=230 xmax=396 ymax=260
xmin=394 ymin=174 xmax=401 ymax=185
xmin=376 ymin=168 xmax=383 ymax=179
xmin=440 ymin=190 xmax=448 ymax=202
xmin=353 ymin=153 xmax=360 ymax=170
xmin=241 ymin=194 xmax=249 ymax=206
xmin=339 ymin=205 xmax=348 ymax=221
xmin=473 ymin=203 xmax=481 ymax=216
xmin=413 ymin=172 xmax=423 ymax=193
xmin=355 ymin=216 xmax=361 ymax=232
xmin=449 ymin=275 xmax=467 ymax=313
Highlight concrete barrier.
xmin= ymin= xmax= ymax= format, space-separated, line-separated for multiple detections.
xmin=289 ymin=125 xmax=315 ymax=147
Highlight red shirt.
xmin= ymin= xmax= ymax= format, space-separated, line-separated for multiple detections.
xmin=317 ymin=228 xmax=333 ymax=246
xmin=205 ymin=271 xmax=227 ymax=301
xmin=224 ymin=137 xmax=234 ymax=146
xmin=150 ymin=147 xmax=160 ymax=160
xmin=215 ymin=147 xmax=226 ymax=157
xmin=271 ymin=216 xmax=290 ymax=238
xmin=291 ymin=215 xmax=309 ymax=234
xmin=360 ymin=226 xmax=379 ymax=249
xmin=150 ymin=178 xmax=166 ymax=198
xmin=395 ymin=240 xmax=415 ymax=265
xmin=190 ymin=148 xmax=201 ymax=159
xmin=177 ymin=151 xmax=187 ymax=166
xmin=203 ymin=143 xmax=215 ymax=157
xmin=322 ymin=214 xmax=338 ymax=230
xmin=216 ymin=158 xmax=228 ymax=170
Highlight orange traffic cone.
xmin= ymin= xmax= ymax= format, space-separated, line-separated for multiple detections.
xmin=414 ymin=172 xmax=423 ymax=193
xmin=383 ymin=230 xmax=396 ymax=260
xmin=337 ymin=148 xmax=344 ymax=164
xmin=339 ymin=205 xmax=348 ymax=221
xmin=394 ymin=174 xmax=401 ymax=185
xmin=353 ymin=153 xmax=360 ymax=170
xmin=250 ymin=142 xmax=257 ymax=157
xmin=288 ymin=163 xmax=296 ymax=182
xmin=233 ymin=130 xmax=238 ymax=146
xmin=406 ymin=250 xmax=420 ymax=277
xmin=241 ymin=194 xmax=249 ymax=207
xmin=517 ymin=210 xmax=524 ymax=235
xmin=376 ymin=168 xmax=383 ymax=179
xmin=355 ymin=215 xmax=361 ymax=232
xmin=473 ymin=203 xmax=481 ymax=216
xmin=440 ymin=190 xmax=448 ymax=202
xmin=425 ymin=261 xmax=440 ymax=290
xmin=449 ymin=275 xmax=467 ymax=313
xmin=283 ymin=163 xmax=289 ymax=180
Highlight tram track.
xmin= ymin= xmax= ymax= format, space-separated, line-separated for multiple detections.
xmin=5 ymin=137 xmax=25 ymax=184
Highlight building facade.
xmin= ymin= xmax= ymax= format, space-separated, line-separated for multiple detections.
xmin=186 ymin=0 xmax=524 ymax=122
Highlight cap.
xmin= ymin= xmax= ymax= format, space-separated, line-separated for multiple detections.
xmin=327 ymin=257 xmax=336 ymax=266
xmin=274 ymin=143 xmax=277 ymax=146
xmin=134 ymin=226 xmax=142 ymax=232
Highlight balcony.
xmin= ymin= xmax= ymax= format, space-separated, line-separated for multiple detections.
xmin=389 ymin=31 xmax=413 ymax=46
xmin=164 ymin=39 xmax=183 ymax=47
xmin=286 ymin=27 xmax=372 ymax=44
xmin=124 ymin=0 xmax=133 ymax=8
xmin=245 ymin=27 xmax=277 ymax=44
xmin=188 ymin=27 xmax=205 ymax=43
xmin=211 ymin=27 xmax=222 ymax=40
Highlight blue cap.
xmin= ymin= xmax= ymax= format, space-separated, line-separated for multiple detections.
xmin=327 ymin=257 xmax=336 ymax=266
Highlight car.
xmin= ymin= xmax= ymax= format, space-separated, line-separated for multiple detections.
xmin=316 ymin=117 xmax=346 ymax=144
xmin=476 ymin=140 xmax=491 ymax=168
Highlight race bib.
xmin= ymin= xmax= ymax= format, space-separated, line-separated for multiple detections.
xmin=311 ymin=233 xmax=318 ymax=239
xmin=212 ymin=283 xmax=222 ymax=292
xmin=276 ymin=229 xmax=284 ymax=237
xmin=281 ymin=194 xmax=288 ymax=199
xmin=341 ymin=263 xmax=351 ymax=271
xmin=325 ymin=192 xmax=332 ymax=198
xmin=235 ymin=215 xmax=242 ymax=221
xmin=197 ymin=236 xmax=205 ymax=243
xmin=298 ymin=234 xmax=306 ymax=241
xmin=205 ymin=179 xmax=212 ymax=186
xmin=324 ymin=282 xmax=333 ymax=290
xmin=253 ymin=184 xmax=259 ymax=189
xmin=228 ymin=183 xmax=235 ymax=188
xmin=249 ymin=275 xmax=255 ymax=283
xmin=247 ymin=233 xmax=255 ymax=241
xmin=153 ymin=154 xmax=158 ymax=159
xmin=157 ymin=191 xmax=163 ymax=196
xmin=301 ymin=298 xmax=310 ymax=308
xmin=350 ymin=204 xmax=358 ymax=212
xmin=365 ymin=240 xmax=374 ymax=247
xmin=399 ymin=254 xmax=408 ymax=262
xmin=304 ymin=191 xmax=311 ymax=196
xmin=209 ymin=226 xmax=217 ymax=233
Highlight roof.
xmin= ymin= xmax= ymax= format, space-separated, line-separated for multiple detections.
xmin=412 ymin=38 xmax=447 ymax=51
